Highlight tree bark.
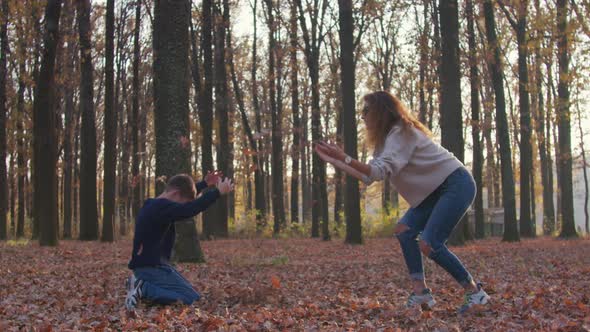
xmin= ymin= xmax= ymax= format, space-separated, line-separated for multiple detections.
xmin=101 ymin=0 xmax=116 ymax=242
xmin=546 ymin=62 xmax=556 ymax=233
xmin=504 ymin=0 xmax=534 ymax=237
xmin=34 ymin=0 xmax=62 ymax=246
xmin=9 ymin=152 xmax=14 ymax=236
xmin=533 ymin=0 xmax=555 ymax=235
xmin=131 ymin=0 xmax=141 ymax=221
xmin=154 ymin=0 xmax=205 ymax=261
xmin=295 ymin=0 xmax=329 ymax=239
xmin=61 ymin=0 xmax=75 ymax=239
xmin=118 ymin=68 xmax=130 ymax=237
xmin=213 ymin=0 xmax=230 ymax=238
xmin=556 ymin=0 xmax=577 ymax=238
xmin=483 ymin=0 xmax=519 ymax=242
xmin=200 ymin=0 xmax=215 ymax=239
xmin=301 ymin=87 xmax=310 ymax=224
xmin=418 ymin=1 xmax=429 ymax=125
xmin=249 ymin=0 xmax=267 ymax=230
xmin=338 ymin=0 xmax=362 ymax=244
xmin=466 ymin=0 xmax=484 ymax=239
xmin=263 ymin=0 xmax=285 ymax=235
xmin=73 ymin=109 xmax=81 ymax=236
xmin=0 ymin=0 xmax=8 ymax=240
xmin=439 ymin=0 xmax=469 ymax=245
xmin=77 ymin=0 xmax=98 ymax=241
xmin=575 ymin=95 xmax=589 ymax=234
xmin=289 ymin=1 xmax=300 ymax=225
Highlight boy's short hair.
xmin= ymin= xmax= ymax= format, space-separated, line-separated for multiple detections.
xmin=165 ymin=174 xmax=196 ymax=200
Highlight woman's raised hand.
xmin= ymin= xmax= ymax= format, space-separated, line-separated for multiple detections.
xmin=216 ymin=178 xmax=235 ymax=195
xmin=314 ymin=143 xmax=332 ymax=163
xmin=315 ymin=141 xmax=346 ymax=161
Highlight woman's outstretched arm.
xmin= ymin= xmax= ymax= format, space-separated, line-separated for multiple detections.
xmin=314 ymin=142 xmax=371 ymax=184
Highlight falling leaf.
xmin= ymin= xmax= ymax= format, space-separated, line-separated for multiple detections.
xmin=270 ymin=275 xmax=281 ymax=289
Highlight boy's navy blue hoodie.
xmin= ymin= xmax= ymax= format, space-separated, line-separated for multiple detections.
xmin=128 ymin=181 xmax=219 ymax=270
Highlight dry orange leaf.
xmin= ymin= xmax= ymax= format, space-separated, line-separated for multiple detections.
xmin=270 ymin=275 xmax=281 ymax=289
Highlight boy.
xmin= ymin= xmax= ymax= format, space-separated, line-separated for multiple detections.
xmin=125 ymin=172 xmax=234 ymax=310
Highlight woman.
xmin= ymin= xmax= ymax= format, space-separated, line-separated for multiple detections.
xmin=314 ymin=91 xmax=490 ymax=314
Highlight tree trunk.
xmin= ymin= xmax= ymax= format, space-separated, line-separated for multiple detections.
xmin=9 ymin=152 xmax=15 ymax=236
xmin=0 ymin=0 xmax=8 ymax=240
xmin=483 ymin=0 xmax=519 ymax=242
xmin=334 ymin=109 xmax=343 ymax=226
xmin=77 ymin=0 xmax=98 ymax=241
xmin=263 ymin=0 xmax=285 ymax=235
xmin=131 ymin=0 xmax=141 ymax=221
xmin=115 ymin=2 xmax=128 ymax=237
xmin=264 ymin=115 xmax=272 ymax=218
xmin=439 ymin=0 xmax=469 ymax=245
xmin=533 ymin=0 xmax=555 ymax=235
xmin=576 ymin=96 xmax=589 ymax=234
xmin=301 ymin=94 xmax=310 ymax=224
xmin=249 ymin=0 xmax=266 ymax=230
xmin=101 ymin=0 xmax=116 ymax=242
xmin=225 ymin=10 xmax=261 ymax=229
xmin=265 ymin=0 xmax=285 ymax=235
xmin=338 ymin=0 xmax=362 ymax=244
xmin=290 ymin=1 xmax=300 ymax=225
xmin=516 ymin=1 xmax=534 ymax=237
xmin=576 ymin=102 xmax=590 ymax=235
xmin=327 ymin=34 xmax=344 ymax=228
xmin=418 ymin=0 xmax=429 ymax=125
xmin=466 ymin=0 xmax=484 ymax=239
xmin=200 ymin=0 xmax=215 ymax=239
xmin=553 ymin=105 xmax=561 ymax=229
xmin=213 ymin=0 xmax=230 ymax=238
xmin=118 ymin=70 xmax=130 ymax=237
xmin=34 ymin=0 xmax=62 ymax=246
xmin=189 ymin=11 xmax=201 ymax=180
xmin=140 ymin=86 xmax=148 ymax=202
xmin=295 ymin=0 xmax=329 ymax=239
xmin=61 ymin=0 xmax=75 ymax=239
xmin=556 ymin=0 xmax=577 ymax=238
xmin=154 ymin=0 xmax=205 ymax=261
xmin=546 ymin=68 xmax=557 ymax=232
xmin=73 ymin=109 xmax=81 ymax=236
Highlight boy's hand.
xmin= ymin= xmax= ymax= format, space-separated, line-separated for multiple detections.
xmin=205 ymin=170 xmax=223 ymax=186
xmin=216 ymin=177 xmax=234 ymax=195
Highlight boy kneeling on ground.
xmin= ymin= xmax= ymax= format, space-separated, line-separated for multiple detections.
xmin=125 ymin=172 xmax=233 ymax=310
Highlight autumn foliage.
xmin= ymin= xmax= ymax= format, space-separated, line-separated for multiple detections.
xmin=1 ymin=238 xmax=589 ymax=330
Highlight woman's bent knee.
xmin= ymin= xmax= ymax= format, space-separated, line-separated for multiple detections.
xmin=394 ymin=223 xmax=410 ymax=236
xmin=419 ymin=239 xmax=433 ymax=256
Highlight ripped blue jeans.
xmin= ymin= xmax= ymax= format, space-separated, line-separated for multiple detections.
xmin=396 ymin=167 xmax=475 ymax=287
xmin=134 ymin=264 xmax=200 ymax=305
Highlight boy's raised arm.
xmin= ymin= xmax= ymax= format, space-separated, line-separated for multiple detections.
xmin=164 ymin=189 xmax=221 ymax=223
xmin=198 ymin=170 xmax=223 ymax=194
xmin=163 ymin=177 xmax=233 ymax=223
xmin=196 ymin=180 xmax=208 ymax=194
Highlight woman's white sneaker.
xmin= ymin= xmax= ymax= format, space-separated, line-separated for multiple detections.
xmin=459 ymin=283 xmax=490 ymax=314
xmin=406 ymin=288 xmax=436 ymax=310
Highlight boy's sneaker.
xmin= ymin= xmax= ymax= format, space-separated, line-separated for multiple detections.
xmin=459 ymin=283 xmax=490 ymax=314
xmin=405 ymin=288 xmax=436 ymax=310
xmin=125 ymin=274 xmax=143 ymax=310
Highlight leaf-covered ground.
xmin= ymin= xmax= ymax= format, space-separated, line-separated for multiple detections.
xmin=1 ymin=237 xmax=589 ymax=331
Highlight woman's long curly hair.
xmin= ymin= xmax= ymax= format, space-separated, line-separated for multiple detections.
xmin=362 ymin=91 xmax=431 ymax=150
